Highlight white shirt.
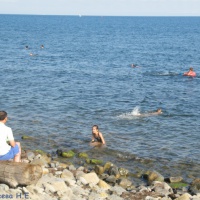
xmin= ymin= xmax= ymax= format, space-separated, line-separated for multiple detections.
xmin=0 ymin=122 xmax=14 ymax=155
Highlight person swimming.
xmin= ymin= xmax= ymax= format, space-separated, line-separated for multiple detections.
xmin=91 ymin=125 xmax=106 ymax=145
xmin=183 ymin=67 xmax=196 ymax=77
xmin=138 ymin=108 xmax=163 ymax=117
xmin=149 ymin=108 xmax=162 ymax=115
xmin=131 ymin=64 xmax=140 ymax=68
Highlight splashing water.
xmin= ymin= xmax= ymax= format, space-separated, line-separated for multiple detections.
xmin=117 ymin=106 xmax=141 ymax=119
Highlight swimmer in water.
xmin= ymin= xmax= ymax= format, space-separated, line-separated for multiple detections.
xmin=139 ymin=108 xmax=163 ymax=117
xmin=25 ymin=46 xmax=29 ymax=49
xmin=131 ymin=63 xmax=140 ymax=68
xmin=90 ymin=125 xmax=106 ymax=146
xmin=41 ymin=45 xmax=44 ymax=48
xmin=183 ymin=67 xmax=196 ymax=77
xmin=149 ymin=108 xmax=162 ymax=115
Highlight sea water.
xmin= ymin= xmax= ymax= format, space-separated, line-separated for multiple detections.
xmin=0 ymin=15 xmax=200 ymax=181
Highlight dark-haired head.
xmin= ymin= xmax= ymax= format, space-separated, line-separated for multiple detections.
xmin=0 ymin=111 xmax=7 ymax=121
xmin=190 ymin=67 xmax=194 ymax=71
xmin=92 ymin=125 xmax=99 ymax=130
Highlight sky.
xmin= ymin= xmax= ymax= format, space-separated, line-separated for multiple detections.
xmin=0 ymin=0 xmax=200 ymax=16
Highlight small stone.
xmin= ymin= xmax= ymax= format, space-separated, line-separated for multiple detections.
xmin=118 ymin=167 xmax=129 ymax=176
xmin=98 ymin=180 xmax=111 ymax=190
xmin=94 ymin=165 xmax=105 ymax=175
xmin=108 ymin=165 xmax=120 ymax=178
xmin=147 ymin=170 xmax=164 ymax=184
xmin=42 ymin=168 xmax=49 ymax=175
xmin=59 ymin=163 xmax=68 ymax=169
xmin=27 ymin=151 xmax=35 ymax=161
xmin=104 ymin=162 xmax=113 ymax=171
xmin=78 ymin=152 xmax=89 ymax=159
xmin=175 ymin=193 xmax=191 ymax=200
xmin=68 ymin=165 xmax=76 ymax=171
xmin=77 ymin=166 xmax=84 ymax=171
xmin=118 ymin=178 xmax=132 ymax=189
xmin=80 ymin=172 xmax=99 ymax=185
xmin=169 ymin=176 xmax=183 ymax=183
xmin=105 ymin=175 xmax=117 ymax=184
xmin=61 ymin=150 xmax=75 ymax=158
xmin=50 ymin=163 xmax=56 ymax=168
xmin=0 ymin=184 xmax=9 ymax=191
xmin=55 ymin=171 xmax=63 ymax=175
xmin=61 ymin=169 xmax=75 ymax=180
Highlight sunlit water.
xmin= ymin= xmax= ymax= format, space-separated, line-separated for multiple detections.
xmin=1 ymin=15 xmax=200 ymax=182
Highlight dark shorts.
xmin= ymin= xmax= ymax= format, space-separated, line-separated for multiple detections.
xmin=0 ymin=144 xmax=19 ymax=160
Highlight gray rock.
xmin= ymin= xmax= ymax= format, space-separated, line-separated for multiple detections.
xmin=34 ymin=154 xmax=41 ymax=159
xmin=145 ymin=197 xmax=161 ymax=200
xmin=77 ymin=166 xmax=84 ymax=171
xmin=79 ymin=172 xmax=99 ymax=185
xmin=79 ymin=177 xmax=89 ymax=185
xmin=71 ymin=185 xmax=89 ymax=196
xmin=107 ymin=194 xmax=124 ymax=200
xmin=61 ymin=169 xmax=75 ymax=180
xmin=108 ymin=165 xmax=119 ymax=177
xmin=68 ymin=165 xmax=76 ymax=171
xmin=0 ymin=184 xmax=9 ymax=191
xmin=106 ymin=175 xmax=117 ymax=184
xmin=31 ymin=158 xmax=47 ymax=166
xmin=169 ymin=176 xmax=183 ymax=183
xmin=117 ymin=178 xmax=132 ymax=189
xmin=174 ymin=193 xmax=191 ymax=200
xmin=75 ymin=170 xmax=86 ymax=180
xmin=27 ymin=151 xmax=35 ymax=161
xmin=50 ymin=162 xmax=56 ymax=168
xmin=64 ymin=178 xmax=76 ymax=187
xmin=118 ymin=167 xmax=129 ymax=176
xmin=151 ymin=181 xmax=173 ymax=196
xmin=109 ymin=185 xmax=126 ymax=196
xmin=147 ymin=170 xmax=164 ymax=184
xmin=43 ymin=182 xmax=56 ymax=193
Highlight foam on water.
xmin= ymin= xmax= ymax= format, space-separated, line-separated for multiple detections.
xmin=117 ymin=106 xmax=141 ymax=119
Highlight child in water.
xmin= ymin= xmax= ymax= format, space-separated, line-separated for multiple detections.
xmin=90 ymin=125 xmax=106 ymax=145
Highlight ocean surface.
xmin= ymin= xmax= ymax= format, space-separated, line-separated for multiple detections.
xmin=1 ymin=15 xmax=200 ymax=182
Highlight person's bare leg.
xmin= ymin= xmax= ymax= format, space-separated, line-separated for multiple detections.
xmin=14 ymin=142 xmax=21 ymax=162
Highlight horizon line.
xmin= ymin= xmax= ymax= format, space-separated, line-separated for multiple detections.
xmin=0 ymin=13 xmax=200 ymax=17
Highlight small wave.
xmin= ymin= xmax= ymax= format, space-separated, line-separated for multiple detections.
xmin=117 ymin=106 xmax=141 ymax=119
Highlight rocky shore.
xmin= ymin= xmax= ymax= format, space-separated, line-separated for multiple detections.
xmin=0 ymin=149 xmax=200 ymax=200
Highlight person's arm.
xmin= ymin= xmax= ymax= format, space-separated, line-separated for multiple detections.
xmin=99 ymin=132 xmax=106 ymax=144
xmin=7 ymin=128 xmax=16 ymax=147
xmin=9 ymin=140 xmax=16 ymax=147
xmin=91 ymin=134 xmax=95 ymax=143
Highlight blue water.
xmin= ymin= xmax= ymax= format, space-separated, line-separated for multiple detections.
xmin=1 ymin=15 xmax=200 ymax=180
